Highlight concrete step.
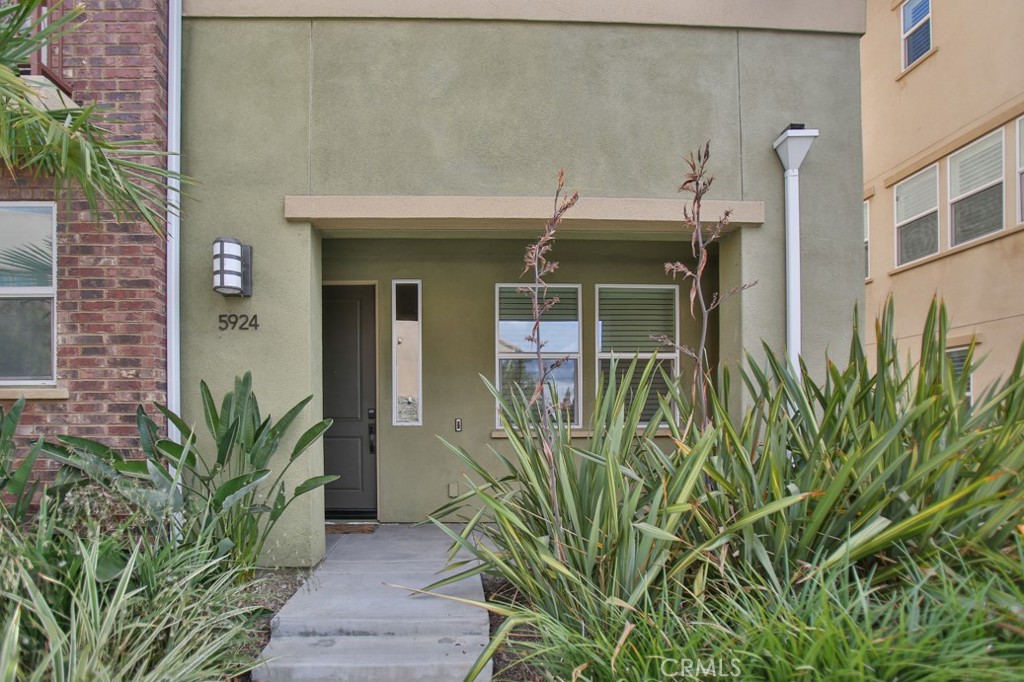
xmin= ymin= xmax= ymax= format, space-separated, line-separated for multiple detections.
xmin=273 ymin=572 xmax=485 ymax=638
xmin=252 ymin=634 xmax=491 ymax=682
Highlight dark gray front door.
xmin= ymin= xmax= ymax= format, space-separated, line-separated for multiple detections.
xmin=322 ymin=285 xmax=377 ymax=517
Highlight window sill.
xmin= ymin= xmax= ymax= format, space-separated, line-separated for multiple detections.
xmin=889 ymin=223 xmax=1024 ymax=276
xmin=897 ymin=47 xmax=937 ymax=82
xmin=0 ymin=386 xmax=69 ymax=400
xmin=490 ymin=427 xmax=674 ymax=439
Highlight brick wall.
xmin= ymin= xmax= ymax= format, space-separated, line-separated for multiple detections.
xmin=0 ymin=0 xmax=169 ymax=482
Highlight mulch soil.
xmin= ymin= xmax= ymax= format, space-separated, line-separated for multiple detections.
xmin=482 ymin=575 xmax=544 ymax=682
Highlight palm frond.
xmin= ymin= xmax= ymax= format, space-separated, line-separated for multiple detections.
xmin=0 ymin=0 xmax=187 ymax=235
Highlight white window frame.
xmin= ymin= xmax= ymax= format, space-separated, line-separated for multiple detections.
xmin=894 ymin=164 xmax=939 ymax=267
xmin=947 ymin=129 xmax=1004 ymax=248
xmin=0 ymin=201 xmax=57 ymax=386
xmin=863 ymin=200 xmax=870 ymax=279
xmin=595 ymin=284 xmax=679 ymax=426
xmin=946 ymin=346 xmax=973 ymax=407
xmin=495 ymin=283 xmax=583 ymax=429
xmin=901 ymin=0 xmax=931 ymax=70
xmin=391 ymin=279 xmax=422 ymax=427
xmin=1017 ymin=116 xmax=1024 ymax=225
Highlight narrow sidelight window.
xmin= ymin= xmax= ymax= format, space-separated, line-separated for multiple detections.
xmin=392 ymin=280 xmax=422 ymax=425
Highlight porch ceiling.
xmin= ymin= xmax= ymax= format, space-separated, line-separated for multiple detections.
xmin=283 ymin=195 xmax=764 ymax=240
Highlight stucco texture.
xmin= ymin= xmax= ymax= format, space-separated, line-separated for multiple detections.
xmin=181 ymin=17 xmax=863 ymax=564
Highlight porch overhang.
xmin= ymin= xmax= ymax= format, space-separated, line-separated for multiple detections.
xmin=284 ymin=195 xmax=764 ymax=240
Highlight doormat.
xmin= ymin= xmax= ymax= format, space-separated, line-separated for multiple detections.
xmin=325 ymin=522 xmax=378 ymax=535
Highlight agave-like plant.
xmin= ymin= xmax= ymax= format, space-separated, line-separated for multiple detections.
xmin=0 ymin=0 xmax=184 ymax=233
xmin=662 ymin=296 xmax=1024 ymax=588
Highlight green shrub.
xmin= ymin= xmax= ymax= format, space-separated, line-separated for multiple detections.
xmin=431 ymin=299 xmax=1024 ymax=680
xmin=428 ymin=357 xmax=808 ymax=622
xmin=0 ymin=519 xmax=259 ymax=682
xmin=0 ymin=398 xmax=42 ymax=524
xmin=496 ymin=553 xmax=1024 ymax=682
xmin=679 ymin=298 xmax=1024 ymax=587
xmin=43 ymin=372 xmax=337 ymax=569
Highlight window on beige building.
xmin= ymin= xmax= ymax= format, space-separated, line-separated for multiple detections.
xmin=949 ymin=131 xmax=1003 ymax=246
xmin=901 ymin=0 xmax=931 ymax=69
xmin=863 ymin=200 xmax=870 ymax=279
xmin=947 ymin=346 xmax=973 ymax=406
xmin=1018 ymin=117 xmax=1024 ymax=224
xmin=895 ymin=165 xmax=938 ymax=265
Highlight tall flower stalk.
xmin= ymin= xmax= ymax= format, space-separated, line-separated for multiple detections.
xmin=520 ymin=170 xmax=577 ymax=561
xmin=663 ymin=142 xmax=754 ymax=427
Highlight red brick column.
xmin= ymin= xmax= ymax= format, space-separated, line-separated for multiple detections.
xmin=0 ymin=0 xmax=169 ymax=480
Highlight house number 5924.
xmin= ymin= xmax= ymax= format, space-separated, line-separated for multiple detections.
xmin=218 ymin=314 xmax=259 ymax=331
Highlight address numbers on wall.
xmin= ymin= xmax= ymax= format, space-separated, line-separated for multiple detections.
xmin=218 ymin=314 xmax=259 ymax=331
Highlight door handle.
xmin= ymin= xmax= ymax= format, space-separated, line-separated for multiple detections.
xmin=369 ymin=424 xmax=376 ymax=455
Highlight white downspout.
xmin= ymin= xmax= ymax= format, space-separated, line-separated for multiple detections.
xmin=166 ymin=0 xmax=182 ymax=440
xmin=772 ymin=125 xmax=819 ymax=373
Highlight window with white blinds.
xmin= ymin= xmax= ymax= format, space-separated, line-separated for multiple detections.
xmin=949 ymin=131 xmax=1003 ymax=246
xmin=947 ymin=346 xmax=973 ymax=406
xmin=901 ymin=0 xmax=931 ymax=69
xmin=895 ymin=165 xmax=938 ymax=265
xmin=596 ymin=285 xmax=678 ymax=423
xmin=496 ymin=284 xmax=581 ymax=426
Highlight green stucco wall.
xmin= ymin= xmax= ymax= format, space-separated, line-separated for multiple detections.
xmin=320 ymin=239 xmax=706 ymax=521
xmin=181 ymin=17 xmax=863 ymax=565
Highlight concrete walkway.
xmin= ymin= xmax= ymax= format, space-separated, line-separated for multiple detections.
xmin=252 ymin=524 xmax=492 ymax=682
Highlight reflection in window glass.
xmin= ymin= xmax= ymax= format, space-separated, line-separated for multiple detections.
xmin=0 ymin=204 xmax=53 ymax=287
xmin=0 ymin=203 xmax=56 ymax=384
xmin=499 ymin=358 xmax=578 ymax=424
xmin=393 ymin=280 xmax=422 ymax=425
xmin=496 ymin=284 xmax=582 ymax=427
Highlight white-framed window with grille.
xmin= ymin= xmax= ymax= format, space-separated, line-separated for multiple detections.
xmin=894 ymin=165 xmax=939 ymax=266
xmin=901 ymin=0 xmax=931 ymax=69
xmin=949 ymin=130 xmax=1004 ymax=247
xmin=495 ymin=283 xmax=582 ymax=428
xmin=0 ymin=202 xmax=57 ymax=385
xmin=947 ymin=346 xmax=973 ymax=406
xmin=595 ymin=285 xmax=678 ymax=425
xmin=863 ymin=200 xmax=870 ymax=279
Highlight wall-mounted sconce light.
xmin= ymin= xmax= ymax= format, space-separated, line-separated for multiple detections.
xmin=212 ymin=237 xmax=252 ymax=297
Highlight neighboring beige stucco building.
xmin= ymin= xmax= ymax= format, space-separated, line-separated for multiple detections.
xmin=862 ymin=0 xmax=1024 ymax=396
xmin=181 ymin=1 xmax=865 ymax=566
